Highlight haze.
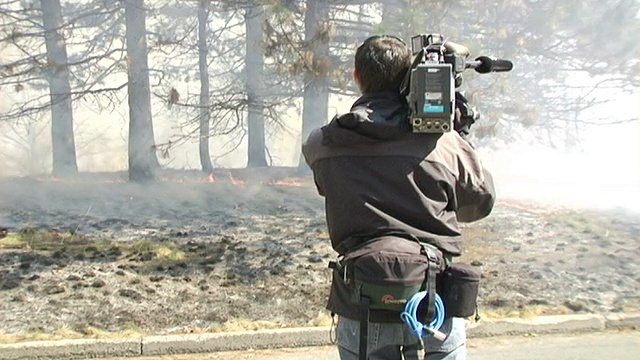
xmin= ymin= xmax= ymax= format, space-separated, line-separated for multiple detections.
xmin=0 ymin=1 xmax=638 ymax=212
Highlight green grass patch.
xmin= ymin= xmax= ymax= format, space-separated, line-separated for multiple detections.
xmin=0 ymin=326 xmax=82 ymax=344
xmin=0 ymin=229 xmax=85 ymax=251
xmin=0 ymin=325 xmax=143 ymax=344
xmin=479 ymin=304 xmax=573 ymax=321
xmin=0 ymin=233 xmax=27 ymax=249
xmin=128 ymin=240 xmax=186 ymax=262
xmin=206 ymin=319 xmax=286 ymax=333
xmin=0 ymin=229 xmax=186 ymax=266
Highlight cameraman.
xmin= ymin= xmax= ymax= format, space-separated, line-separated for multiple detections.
xmin=302 ymin=35 xmax=495 ymax=360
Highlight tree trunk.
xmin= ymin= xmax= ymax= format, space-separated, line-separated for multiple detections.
xmin=41 ymin=0 xmax=78 ymax=177
xmin=245 ymin=3 xmax=268 ymax=168
xmin=125 ymin=0 xmax=159 ymax=182
xmin=299 ymin=0 xmax=330 ymax=169
xmin=198 ymin=0 xmax=214 ymax=174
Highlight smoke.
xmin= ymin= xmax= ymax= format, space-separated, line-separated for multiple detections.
xmin=483 ymin=141 xmax=640 ymax=213
xmin=481 ymin=93 xmax=640 ymax=213
xmin=1 ymin=1 xmax=638 ymax=215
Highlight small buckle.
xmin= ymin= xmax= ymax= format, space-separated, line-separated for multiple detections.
xmin=421 ymin=244 xmax=439 ymax=263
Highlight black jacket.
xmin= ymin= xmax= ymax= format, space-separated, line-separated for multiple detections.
xmin=302 ymin=92 xmax=495 ymax=321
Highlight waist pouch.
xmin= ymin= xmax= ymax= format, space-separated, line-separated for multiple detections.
xmin=437 ymin=263 xmax=482 ymax=318
xmin=332 ymin=236 xmax=445 ymax=313
xmin=331 ymin=236 xmax=483 ymax=319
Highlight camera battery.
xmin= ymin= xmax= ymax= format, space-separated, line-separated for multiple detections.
xmin=408 ymin=63 xmax=454 ymax=133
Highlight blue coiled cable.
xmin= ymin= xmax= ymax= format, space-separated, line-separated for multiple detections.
xmin=400 ymin=291 xmax=446 ymax=340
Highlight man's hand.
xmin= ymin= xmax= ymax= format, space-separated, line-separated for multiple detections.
xmin=443 ymin=41 xmax=470 ymax=58
xmin=454 ymin=92 xmax=479 ymax=137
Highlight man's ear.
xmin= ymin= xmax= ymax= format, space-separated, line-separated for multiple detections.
xmin=353 ymin=69 xmax=360 ymax=84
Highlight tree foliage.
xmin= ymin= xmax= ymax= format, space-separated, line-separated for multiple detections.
xmin=0 ymin=0 xmax=638 ymax=177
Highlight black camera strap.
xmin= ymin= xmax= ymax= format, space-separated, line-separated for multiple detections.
xmin=359 ymin=296 xmax=370 ymax=360
xmin=421 ymin=243 xmax=439 ymax=323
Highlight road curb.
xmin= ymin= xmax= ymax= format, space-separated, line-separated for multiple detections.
xmin=142 ymin=327 xmax=332 ymax=356
xmin=0 ymin=313 xmax=638 ymax=360
xmin=466 ymin=314 xmax=607 ymax=338
xmin=0 ymin=338 xmax=141 ymax=360
xmin=604 ymin=313 xmax=640 ymax=330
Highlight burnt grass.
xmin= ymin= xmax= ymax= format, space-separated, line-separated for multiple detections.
xmin=0 ymin=170 xmax=638 ymax=341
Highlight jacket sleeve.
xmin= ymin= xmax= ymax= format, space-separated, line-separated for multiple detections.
xmin=301 ymin=129 xmax=325 ymax=196
xmin=454 ymin=140 xmax=496 ymax=223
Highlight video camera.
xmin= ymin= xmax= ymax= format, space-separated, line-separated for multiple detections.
xmin=400 ymin=34 xmax=513 ymax=134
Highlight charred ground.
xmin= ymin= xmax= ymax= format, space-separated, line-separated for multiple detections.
xmin=0 ymin=169 xmax=638 ymax=342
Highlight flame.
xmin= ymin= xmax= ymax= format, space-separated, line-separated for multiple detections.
xmin=205 ymin=172 xmax=246 ymax=186
xmin=267 ymin=178 xmax=310 ymax=187
xmin=34 ymin=177 xmax=65 ymax=182
xmin=228 ymin=173 xmax=246 ymax=186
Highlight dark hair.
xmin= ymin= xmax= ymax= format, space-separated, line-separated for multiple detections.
xmin=354 ymin=35 xmax=412 ymax=94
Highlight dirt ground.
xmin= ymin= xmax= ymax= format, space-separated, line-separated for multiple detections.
xmin=0 ymin=169 xmax=638 ymax=342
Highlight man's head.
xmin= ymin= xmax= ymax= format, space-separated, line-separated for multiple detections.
xmin=354 ymin=35 xmax=412 ymax=94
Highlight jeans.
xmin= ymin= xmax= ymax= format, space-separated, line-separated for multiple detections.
xmin=336 ymin=317 xmax=467 ymax=360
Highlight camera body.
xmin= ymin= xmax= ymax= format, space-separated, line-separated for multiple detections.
xmin=405 ymin=34 xmax=464 ymax=134
xmin=407 ymin=62 xmax=455 ymax=133
xmin=402 ymin=34 xmax=512 ymax=135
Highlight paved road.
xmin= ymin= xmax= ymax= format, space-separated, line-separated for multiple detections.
xmin=103 ymin=330 xmax=639 ymax=360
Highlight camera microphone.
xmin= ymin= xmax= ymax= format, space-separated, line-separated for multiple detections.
xmin=471 ymin=56 xmax=514 ymax=74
